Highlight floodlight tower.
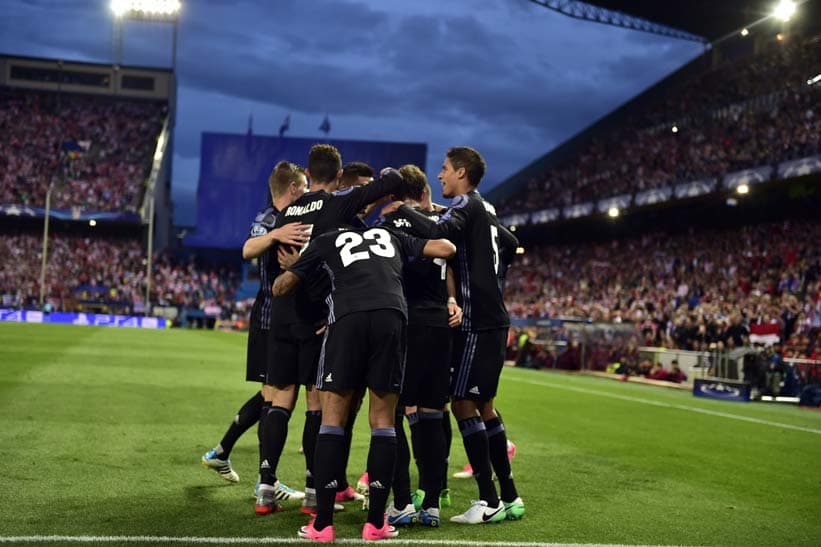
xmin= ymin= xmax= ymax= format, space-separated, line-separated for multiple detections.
xmin=110 ymin=0 xmax=181 ymax=314
xmin=110 ymin=0 xmax=181 ymax=70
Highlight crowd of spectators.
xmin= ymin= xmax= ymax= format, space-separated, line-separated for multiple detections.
xmin=0 ymin=88 xmax=165 ymax=213
xmin=499 ymin=35 xmax=821 ymax=214
xmin=504 ymin=219 xmax=821 ymax=362
xmin=0 ymin=233 xmax=239 ymax=317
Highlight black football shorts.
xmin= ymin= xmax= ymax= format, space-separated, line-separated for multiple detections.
xmin=245 ymin=327 xmax=268 ymax=382
xmin=400 ymin=323 xmax=452 ymax=408
xmin=450 ymin=328 xmax=507 ymax=400
xmin=267 ymin=322 xmax=324 ymax=386
xmin=316 ymin=309 xmax=406 ymax=394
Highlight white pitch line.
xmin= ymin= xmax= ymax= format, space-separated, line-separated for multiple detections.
xmin=507 ymin=374 xmax=821 ymax=436
xmin=0 ymin=537 xmax=675 ymax=547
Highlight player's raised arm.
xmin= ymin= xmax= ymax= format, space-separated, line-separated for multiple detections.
xmin=393 ymin=197 xmax=469 ymax=242
xmin=330 ymin=167 xmax=408 ymax=221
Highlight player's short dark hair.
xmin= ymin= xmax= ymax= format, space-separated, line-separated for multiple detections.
xmin=398 ymin=164 xmax=427 ymax=202
xmin=308 ymin=144 xmax=342 ymax=184
xmin=338 ymin=161 xmax=374 ymax=190
xmin=447 ymin=146 xmax=486 ymax=187
xmin=269 ymin=161 xmax=306 ymax=198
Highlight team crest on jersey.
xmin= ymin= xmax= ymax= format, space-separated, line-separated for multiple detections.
xmin=392 ymin=218 xmax=411 ymax=229
xmin=250 ymin=224 xmax=267 ymax=236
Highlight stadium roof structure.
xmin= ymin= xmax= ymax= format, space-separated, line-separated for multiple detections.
xmin=540 ymin=0 xmax=821 ymax=43
xmin=583 ymin=1 xmax=783 ymax=42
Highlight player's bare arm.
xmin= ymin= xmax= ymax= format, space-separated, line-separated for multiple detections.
xmin=242 ymin=222 xmax=310 ymax=259
xmin=271 ymin=270 xmax=303 ymax=297
xmin=422 ymin=239 xmax=457 ymax=259
xmin=446 ymin=264 xmax=463 ymax=328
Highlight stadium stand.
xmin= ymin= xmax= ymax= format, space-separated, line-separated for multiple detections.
xmin=0 ymin=87 xmax=166 ymax=214
xmin=497 ymin=34 xmax=820 ymax=216
xmin=0 ymin=232 xmax=240 ymax=322
xmin=504 ymin=219 xmax=821 ymax=349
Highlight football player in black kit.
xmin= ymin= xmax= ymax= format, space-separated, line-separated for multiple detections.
xmin=365 ymin=164 xmax=461 ymax=528
xmin=200 ymin=161 xmax=310 ymax=499
xmin=271 ymin=223 xmax=456 ymax=542
xmin=382 ymin=147 xmax=524 ymax=524
xmin=255 ymin=145 xmax=411 ymax=515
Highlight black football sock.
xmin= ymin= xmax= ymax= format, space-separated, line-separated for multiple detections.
xmin=259 ymin=405 xmax=291 ymax=486
xmin=313 ymin=425 xmax=345 ymax=531
xmin=338 ymin=407 xmax=358 ymax=492
xmin=217 ymin=391 xmax=264 ymax=459
xmin=441 ymin=410 xmax=452 ymax=490
xmin=257 ymin=401 xmax=271 ymax=480
xmin=303 ymin=410 xmax=322 ymax=490
xmin=485 ymin=416 xmax=518 ymax=502
xmin=257 ymin=416 xmax=263 ymax=478
xmin=407 ymin=411 xmax=423 ymax=491
xmin=418 ymin=410 xmax=445 ymax=509
xmin=392 ymin=412 xmax=412 ymax=508
xmin=458 ymin=416 xmax=499 ymax=506
xmin=366 ymin=428 xmax=397 ymax=528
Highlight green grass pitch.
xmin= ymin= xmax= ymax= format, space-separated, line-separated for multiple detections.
xmin=0 ymin=322 xmax=819 ymax=546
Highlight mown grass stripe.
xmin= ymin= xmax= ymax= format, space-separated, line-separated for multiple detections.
xmin=508 ymin=373 xmax=821 ymax=435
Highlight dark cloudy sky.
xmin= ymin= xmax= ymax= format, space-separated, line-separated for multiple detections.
xmin=1 ymin=0 xmax=702 ymax=225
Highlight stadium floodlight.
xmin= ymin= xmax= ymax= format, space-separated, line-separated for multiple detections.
xmin=89 ymin=219 xmax=97 ymax=227
xmin=510 ymin=225 xmax=517 ymax=232
xmin=773 ymin=0 xmax=796 ymax=22
xmin=607 ymin=206 xmax=620 ymax=218
xmin=111 ymin=0 xmax=129 ymax=17
xmin=110 ymin=0 xmax=181 ymax=20
xmin=737 ymin=184 xmax=750 ymax=195
xmin=515 ymin=246 xmax=526 ymax=255
xmin=672 ymin=125 xmax=679 ymax=134
xmin=741 ymin=28 xmax=750 ymax=37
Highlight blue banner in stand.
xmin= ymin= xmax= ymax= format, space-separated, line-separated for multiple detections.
xmin=692 ymin=378 xmax=751 ymax=402
xmin=0 ymin=309 xmax=166 ymax=329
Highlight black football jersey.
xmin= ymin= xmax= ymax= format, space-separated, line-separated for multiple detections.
xmin=397 ymin=190 xmax=518 ymax=331
xmin=376 ymin=207 xmax=449 ymax=328
xmin=289 ymin=226 xmax=428 ymax=324
xmin=247 ymin=205 xmax=279 ymax=330
xmin=268 ymin=172 xmax=408 ymax=326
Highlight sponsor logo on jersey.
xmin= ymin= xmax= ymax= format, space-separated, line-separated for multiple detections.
xmin=325 ymin=372 xmax=333 ymax=383
xmin=468 ymin=386 xmax=480 ymax=395
xmin=285 ymin=200 xmax=324 ymax=216
xmin=392 ymin=218 xmax=412 ymax=229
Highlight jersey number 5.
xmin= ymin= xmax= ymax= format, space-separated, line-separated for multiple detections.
xmin=490 ymin=225 xmax=500 ymax=275
xmin=336 ymin=228 xmax=396 ymax=267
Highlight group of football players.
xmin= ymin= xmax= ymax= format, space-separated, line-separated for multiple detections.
xmin=200 ymin=144 xmax=523 ymax=542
